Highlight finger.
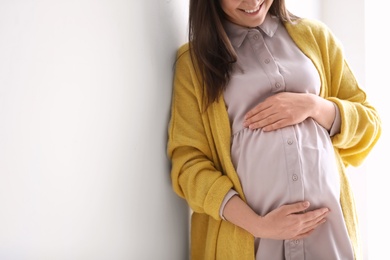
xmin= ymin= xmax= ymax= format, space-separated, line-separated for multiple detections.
xmin=301 ymin=207 xmax=329 ymax=223
xmin=301 ymin=211 xmax=329 ymax=231
xmin=284 ymin=201 xmax=311 ymax=215
xmin=245 ymin=116 xmax=270 ymax=129
xmin=301 ymin=217 xmax=327 ymax=234
xmin=244 ymin=103 xmax=271 ymax=121
xmin=290 ymin=215 xmax=327 ymax=240
xmin=256 ymin=118 xmax=288 ymax=131
xmin=245 ymin=111 xmax=279 ymax=129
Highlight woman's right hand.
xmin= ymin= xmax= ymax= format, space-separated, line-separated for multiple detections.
xmin=252 ymin=201 xmax=329 ymax=240
xmin=223 ymin=195 xmax=328 ymax=241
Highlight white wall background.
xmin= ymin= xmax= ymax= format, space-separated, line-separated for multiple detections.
xmin=365 ymin=0 xmax=390 ymax=259
xmin=0 ymin=0 xmax=189 ymax=259
xmin=1 ymin=0 xmax=386 ymax=259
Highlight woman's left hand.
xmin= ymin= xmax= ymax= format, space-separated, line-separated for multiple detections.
xmin=243 ymin=92 xmax=314 ymax=131
xmin=243 ymin=92 xmax=336 ymax=131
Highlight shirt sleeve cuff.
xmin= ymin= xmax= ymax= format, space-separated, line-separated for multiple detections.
xmin=329 ymin=102 xmax=341 ymax=137
xmin=219 ymin=189 xmax=239 ymax=220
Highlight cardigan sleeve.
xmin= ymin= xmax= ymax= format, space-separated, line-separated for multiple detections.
xmin=288 ymin=19 xmax=382 ymax=168
xmin=318 ymin=23 xmax=382 ymax=167
xmin=167 ymin=44 xmax=234 ymax=220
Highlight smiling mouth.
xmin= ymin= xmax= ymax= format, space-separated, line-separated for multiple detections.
xmin=241 ymin=2 xmax=263 ymax=14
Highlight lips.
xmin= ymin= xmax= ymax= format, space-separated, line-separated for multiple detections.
xmin=240 ymin=1 xmax=264 ymax=14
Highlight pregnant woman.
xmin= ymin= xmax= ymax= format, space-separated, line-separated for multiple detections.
xmin=167 ymin=0 xmax=382 ymax=259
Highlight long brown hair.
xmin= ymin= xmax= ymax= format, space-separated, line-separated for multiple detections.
xmin=188 ymin=0 xmax=299 ymax=108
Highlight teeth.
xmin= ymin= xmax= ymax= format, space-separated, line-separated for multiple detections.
xmin=244 ymin=5 xmax=260 ymax=13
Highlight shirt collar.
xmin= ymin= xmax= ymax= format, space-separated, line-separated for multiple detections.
xmin=224 ymin=14 xmax=280 ymax=48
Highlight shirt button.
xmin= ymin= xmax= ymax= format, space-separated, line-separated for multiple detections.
xmin=292 ymin=174 xmax=298 ymax=181
xmin=287 ymin=139 xmax=293 ymax=145
xmin=264 ymin=58 xmax=270 ymax=64
xmin=253 ymin=34 xmax=259 ymax=40
xmin=290 ymin=239 xmax=300 ymax=246
xmin=275 ymin=82 xmax=281 ymax=89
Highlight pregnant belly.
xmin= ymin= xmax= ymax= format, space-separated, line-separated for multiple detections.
xmin=231 ymin=120 xmax=340 ymax=216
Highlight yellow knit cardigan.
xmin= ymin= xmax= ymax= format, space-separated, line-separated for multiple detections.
xmin=167 ymin=18 xmax=382 ymax=260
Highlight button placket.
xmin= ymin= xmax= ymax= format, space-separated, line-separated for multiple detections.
xmin=253 ymin=33 xmax=285 ymax=92
xmin=281 ymin=127 xmax=304 ymax=204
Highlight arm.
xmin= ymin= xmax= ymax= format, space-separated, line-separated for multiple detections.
xmin=169 ymin=47 xmax=332 ymax=237
xmin=326 ymin=60 xmax=382 ymax=166
xmin=291 ymin=19 xmax=382 ymax=167
xmin=223 ymin=195 xmax=329 ymax=240
xmin=167 ymin=46 xmax=234 ymax=220
xmin=244 ymin=21 xmax=382 ymax=167
xmin=243 ymin=92 xmax=337 ymax=132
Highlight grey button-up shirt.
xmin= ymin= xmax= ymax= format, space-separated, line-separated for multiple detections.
xmin=221 ymin=14 xmax=354 ymax=260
